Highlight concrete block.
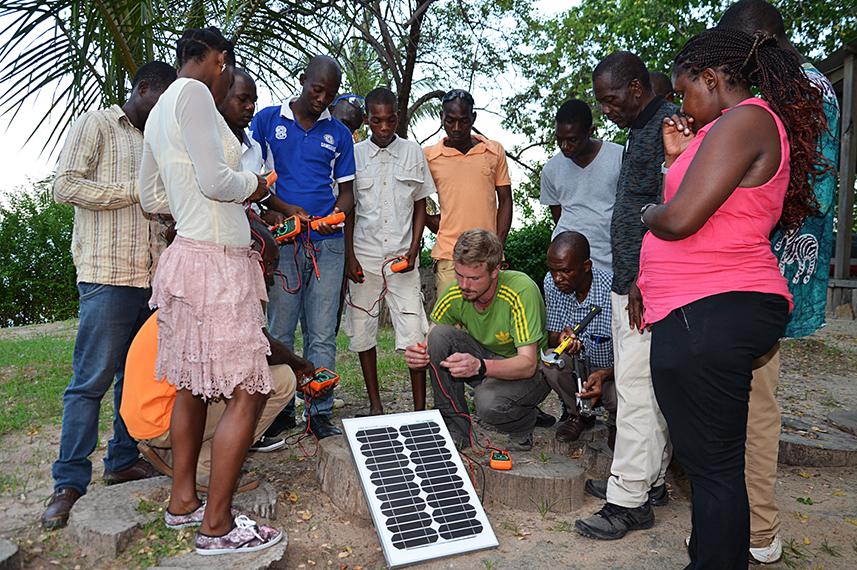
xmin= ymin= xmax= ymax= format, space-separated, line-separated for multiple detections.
xmin=0 ymin=538 xmax=21 ymax=570
xmin=68 ymin=477 xmax=168 ymax=557
xmin=68 ymin=476 xmax=279 ymax=558
xmin=828 ymin=410 xmax=857 ymax=437
xmin=316 ymin=435 xmax=372 ymax=521
xmin=779 ymin=417 xmax=857 ymax=467
xmin=480 ymin=450 xmax=585 ymax=514
xmin=149 ymin=533 xmax=287 ymax=569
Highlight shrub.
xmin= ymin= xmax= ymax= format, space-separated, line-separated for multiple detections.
xmin=0 ymin=179 xmax=77 ymax=327
xmin=503 ymin=219 xmax=553 ymax=291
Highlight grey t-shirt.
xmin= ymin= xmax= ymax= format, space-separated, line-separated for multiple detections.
xmin=540 ymin=141 xmax=622 ymax=272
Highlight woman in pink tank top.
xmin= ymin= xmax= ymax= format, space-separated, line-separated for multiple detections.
xmin=638 ymin=28 xmax=828 ymax=570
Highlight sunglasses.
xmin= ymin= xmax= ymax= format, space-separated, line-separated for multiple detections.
xmin=441 ymin=89 xmax=474 ymax=105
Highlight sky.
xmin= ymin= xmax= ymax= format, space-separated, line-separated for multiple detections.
xmin=0 ymin=0 xmax=571 ymax=194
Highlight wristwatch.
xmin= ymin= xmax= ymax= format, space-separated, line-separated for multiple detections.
xmin=640 ymin=202 xmax=657 ymax=224
xmin=477 ymin=358 xmax=486 ymax=376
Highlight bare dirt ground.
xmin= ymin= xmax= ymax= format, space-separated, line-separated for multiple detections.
xmin=1 ymin=318 xmax=856 ymax=569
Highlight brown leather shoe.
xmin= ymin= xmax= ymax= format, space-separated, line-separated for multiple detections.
xmin=102 ymin=458 xmax=164 ymax=485
xmin=41 ymin=487 xmax=81 ymax=529
xmin=137 ymin=443 xmax=172 ymax=477
xmin=555 ymin=415 xmax=596 ymax=442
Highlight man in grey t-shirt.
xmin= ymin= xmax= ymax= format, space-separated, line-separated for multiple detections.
xmin=540 ymin=99 xmax=622 ymax=273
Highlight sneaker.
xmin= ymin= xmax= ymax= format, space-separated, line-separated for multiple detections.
xmin=165 ymin=502 xmax=239 ymax=530
xmin=584 ymin=479 xmax=669 ymax=507
xmin=508 ymin=433 xmax=533 ymax=451
xmin=249 ymin=436 xmax=286 ymax=453
xmin=574 ymin=502 xmax=654 ymax=540
xmin=165 ymin=502 xmax=205 ymax=529
xmin=195 ymin=514 xmax=282 ymax=555
xmin=749 ymin=533 xmax=782 ymax=564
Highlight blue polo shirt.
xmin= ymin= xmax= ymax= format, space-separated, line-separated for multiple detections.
xmin=250 ymin=97 xmax=356 ymax=241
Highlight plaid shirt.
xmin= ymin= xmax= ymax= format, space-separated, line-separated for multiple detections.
xmin=544 ymin=267 xmax=614 ymax=368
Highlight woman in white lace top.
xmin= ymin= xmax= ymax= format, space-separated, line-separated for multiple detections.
xmin=139 ymin=27 xmax=281 ymax=555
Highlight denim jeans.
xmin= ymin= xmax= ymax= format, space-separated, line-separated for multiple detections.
xmin=268 ymin=237 xmax=344 ymax=419
xmin=52 ymin=283 xmax=152 ymax=494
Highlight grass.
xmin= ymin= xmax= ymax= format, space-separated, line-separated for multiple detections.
xmin=122 ymin=497 xmax=194 ymax=568
xmin=0 ymin=329 xmax=76 ymax=436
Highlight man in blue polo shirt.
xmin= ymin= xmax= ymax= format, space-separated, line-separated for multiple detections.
xmin=250 ymin=55 xmax=355 ymax=439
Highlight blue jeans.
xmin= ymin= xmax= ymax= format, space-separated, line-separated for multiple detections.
xmin=268 ymin=237 xmax=344 ymax=419
xmin=52 ymin=283 xmax=152 ymax=494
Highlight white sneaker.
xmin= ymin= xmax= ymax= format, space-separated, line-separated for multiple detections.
xmin=749 ymin=533 xmax=782 ymax=564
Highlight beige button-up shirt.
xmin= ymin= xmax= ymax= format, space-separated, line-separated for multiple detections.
xmin=352 ymin=135 xmax=436 ymax=270
xmin=54 ymin=105 xmax=166 ymax=288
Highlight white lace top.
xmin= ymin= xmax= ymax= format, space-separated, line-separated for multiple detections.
xmin=140 ymin=77 xmax=257 ymax=246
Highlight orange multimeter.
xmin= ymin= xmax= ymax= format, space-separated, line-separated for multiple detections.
xmin=310 ymin=211 xmax=346 ymax=230
xmin=490 ymin=450 xmax=512 ymax=470
xmin=390 ymin=256 xmax=409 ymax=273
xmin=262 ymin=170 xmax=278 ymax=188
xmin=309 ymin=367 xmax=339 ymax=394
xmin=270 ymin=216 xmax=300 ymax=243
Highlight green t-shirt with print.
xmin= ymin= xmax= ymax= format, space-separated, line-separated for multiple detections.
xmin=431 ymin=270 xmax=548 ymax=358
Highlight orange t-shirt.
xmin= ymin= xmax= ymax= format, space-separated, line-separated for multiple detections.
xmin=424 ymin=135 xmax=511 ymax=261
xmin=120 ymin=311 xmax=175 ymax=440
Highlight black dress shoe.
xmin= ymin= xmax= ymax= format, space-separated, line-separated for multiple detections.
xmin=41 ymin=487 xmax=81 ymax=529
xmin=535 ymin=407 xmax=556 ymax=428
xmin=309 ymin=416 xmax=342 ymax=439
xmin=263 ymin=409 xmax=298 ymax=438
xmin=102 ymin=458 xmax=163 ymax=485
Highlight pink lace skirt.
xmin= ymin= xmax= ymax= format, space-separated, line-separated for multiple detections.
xmin=151 ymin=235 xmax=272 ymax=400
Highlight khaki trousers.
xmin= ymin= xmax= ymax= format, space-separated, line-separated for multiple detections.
xmin=434 ymin=259 xmax=456 ymax=298
xmin=145 ymin=363 xmax=296 ymax=479
xmin=747 ymin=344 xmax=781 ymax=548
xmin=606 ymin=292 xmax=672 ymax=508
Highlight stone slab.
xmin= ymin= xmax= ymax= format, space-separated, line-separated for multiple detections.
xmin=68 ymin=476 xmax=279 ymax=557
xmin=149 ymin=534 xmax=287 ymax=569
xmin=544 ymin=420 xmax=609 ymax=458
xmin=828 ymin=410 xmax=857 ymax=437
xmin=0 ymin=538 xmax=21 ymax=570
xmin=479 ymin=449 xmax=585 ymax=514
xmin=779 ymin=417 xmax=857 ymax=467
xmin=316 ymin=435 xmax=372 ymax=521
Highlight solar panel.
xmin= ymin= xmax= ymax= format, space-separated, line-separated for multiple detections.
xmin=342 ymin=410 xmax=498 ymax=567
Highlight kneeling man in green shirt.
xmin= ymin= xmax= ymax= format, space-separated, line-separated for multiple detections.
xmin=404 ymin=229 xmax=550 ymax=450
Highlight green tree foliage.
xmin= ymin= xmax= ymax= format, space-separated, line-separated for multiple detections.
xmin=300 ymin=0 xmax=536 ymax=138
xmin=503 ymin=0 xmax=854 ymax=218
xmin=0 ymin=180 xmax=77 ymax=326
xmin=0 ymin=0 xmax=315 ymax=150
xmin=503 ymin=219 xmax=553 ymax=292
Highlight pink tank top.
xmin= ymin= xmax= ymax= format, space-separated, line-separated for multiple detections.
xmin=638 ymin=98 xmax=793 ymax=325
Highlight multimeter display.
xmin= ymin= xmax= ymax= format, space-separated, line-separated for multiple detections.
xmin=490 ymin=450 xmax=512 ymax=470
xmin=271 ymin=216 xmax=300 ymax=243
xmin=309 ymin=367 xmax=339 ymax=393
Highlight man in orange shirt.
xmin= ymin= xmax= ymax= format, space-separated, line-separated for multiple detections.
xmin=424 ymin=89 xmax=513 ymax=295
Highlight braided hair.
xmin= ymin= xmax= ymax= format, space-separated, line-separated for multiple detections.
xmin=176 ymin=27 xmax=235 ymax=69
xmin=673 ymin=27 xmax=827 ymax=230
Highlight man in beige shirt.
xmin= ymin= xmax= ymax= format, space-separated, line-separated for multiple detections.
xmin=42 ymin=62 xmax=177 ymax=530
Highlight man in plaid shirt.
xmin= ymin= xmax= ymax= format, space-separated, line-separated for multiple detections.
xmin=541 ymin=231 xmax=616 ymax=445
